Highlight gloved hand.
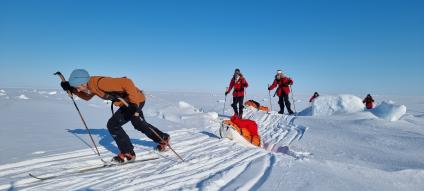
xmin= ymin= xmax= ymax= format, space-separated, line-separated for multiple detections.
xmin=61 ymin=81 xmax=74 ymax=92
xmin=225 ymin=91 xmax=229 ymax=96
xmin=268 ymin=87 xmax=271 ymax=91
xmin=126 ymin=103 xmax=138 ymax=116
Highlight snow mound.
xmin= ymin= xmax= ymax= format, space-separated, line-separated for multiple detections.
xmin=206 ymin=112 xmax=219 ymax=119
xmin=0 ymin=89 xmax=6 ymax=96
xmin=32 ymin=151 xmax=46 ymax=155
xmin=17 ymin=94 xmax=30 ymax=100
xmin=308 ymin=95 xmax=365 ymax=116
xmin=371 ymin=101 xmax=406 ymax=121
xmin=48 ymin=91 xmax=57 ymax=95
xmin=158 ymin=101 xmax=217 ymax=123
xmin=178 ymin=101 xmax=195 ymax=109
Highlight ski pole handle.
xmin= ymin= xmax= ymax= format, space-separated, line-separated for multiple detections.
xmin=54 ymin=71 xmax=73 ymax=97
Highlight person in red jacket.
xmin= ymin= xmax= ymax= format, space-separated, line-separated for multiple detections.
xmin=225 ymin=68 xmax=248 ymax=118
xmin=363 ymin=94 xmax=375 ymax=109
xmin=309 ymin=92 xmax=320 ymax=103
xmin=268 ymin=70 xmax=294 ymax=115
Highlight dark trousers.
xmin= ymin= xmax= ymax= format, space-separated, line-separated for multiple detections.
xmin=231 ymin=96 xmax=244 ymax=117
xmin=107 ymin=102 xmax=169 ymax=153
xmin=278 ymin=93 xmax=293 ymax=114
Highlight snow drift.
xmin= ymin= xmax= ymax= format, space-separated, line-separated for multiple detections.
xmin=17 ymin=94 xmax=30 ymax=100
xmin=370 ymin=101 xmax=407 ymax=121
xmin=0 ymin=89 xmax=6 ymax=96
xmin=153 ymin=101 xmax=218 ymax=123
xmin=300 ymin=95 xmax=365 ymax=116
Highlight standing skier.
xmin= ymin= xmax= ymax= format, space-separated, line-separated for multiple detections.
xmin=225 ymin=68 xmax=248 ymax=118
xmin=309 ymin=92 xmax=320 ymax=103
xmin=268 ymin=70 xmax=294 ymax=115
xmin=60 ymin=69 xmax=170 ymax=163
xmin=363 ymin=94 xmax=375 ymax=109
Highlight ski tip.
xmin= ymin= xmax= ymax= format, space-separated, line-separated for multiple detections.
xmin=29 ymin=173 xmax=44 ymax=180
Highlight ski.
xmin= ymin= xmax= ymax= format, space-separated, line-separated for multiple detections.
xmin=29 ymin=157 xmax=159 ymax=181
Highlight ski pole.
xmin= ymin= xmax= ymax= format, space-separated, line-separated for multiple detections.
xmin=223 ymin=87 xmax=228 ymax=116
xmin=268 ymin=84 xmax=273 ymax=112
xmin=54 ymin=71 xmax=107 ymax=164
xmin=289 ymin=85 xmax=297 ymax=114
xmin=244 ymin=87 xmax=247 ymax=99
xmin=116 ymin=97 xmax=185 ymax=162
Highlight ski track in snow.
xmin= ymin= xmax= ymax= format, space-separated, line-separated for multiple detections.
xmin=0 ymin=108 xmax=308 ymax=190
xmin=243 ymin=108 xmax=309 ymax=156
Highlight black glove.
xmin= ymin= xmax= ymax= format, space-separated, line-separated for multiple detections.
xmin=60 ymin=81 xmax=74 ymax=92
xmin=268 ymin=87 xmax=271 ymax=91
xmin=125 ymin=103 xmax=138 ymax=116
xmin=225 ymin=91 xmax=229 ymax=96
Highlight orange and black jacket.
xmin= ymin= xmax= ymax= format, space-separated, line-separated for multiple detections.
xmin=73 ymin=76 xmax=145 ymax=107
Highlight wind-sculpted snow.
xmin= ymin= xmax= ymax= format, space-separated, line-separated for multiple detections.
xmin=301 ymin=95 xmax=365 ymax=116
xmin=299 ymin=95 xmax=408 ymax=122
xmin=242 ymin=108 xmax=311 ymax=159
xmin=0 ymin=106 xmax=311 ymax=191
xmin=16 ymin=94 xmax=30 ymax=100
xmin=0 ymin=129 xmax=276 ymax=190
xmin=151 ymin=101 xmax=219 ymax=124
xmin=370 ymin=101 xmax=407 ymax=121
xmin=1 ymin=90 xmax=423 ymax=190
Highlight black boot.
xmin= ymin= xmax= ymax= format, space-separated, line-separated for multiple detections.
xmin=288 ymin=107 xmax=294 ymax=115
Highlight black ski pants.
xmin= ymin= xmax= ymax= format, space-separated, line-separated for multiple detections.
xmin=107 ymin=102 xmax=169 ymax=153
xmin=278 ymin=92 xmax=293 ymax=114
xmin=231 ymin=96 xmax=244 ymax=116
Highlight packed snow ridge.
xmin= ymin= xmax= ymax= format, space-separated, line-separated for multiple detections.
xmin=311 ymin=95 xmax=364 ymax=116
xmin=370 ymin=101 xmax=407 ymax=121
xmin=299 ymin=94 xmax=407 ymax=121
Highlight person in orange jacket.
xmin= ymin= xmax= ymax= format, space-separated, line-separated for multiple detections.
xmin=363 ymin=94 xmax=375 ymax=109
xmin=225 ymin=68 xmax=248 ymax=118
xmin=268 ymin=70 xmax=294 ymax=115
xmin=60 ymin=69 xmax=170 ymax=164
xmin=309 ymin=92 xmax=320 ymax=103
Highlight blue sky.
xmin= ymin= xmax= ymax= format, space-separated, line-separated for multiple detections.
xmin=0 ymin=0 xmax=423 ymax=95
